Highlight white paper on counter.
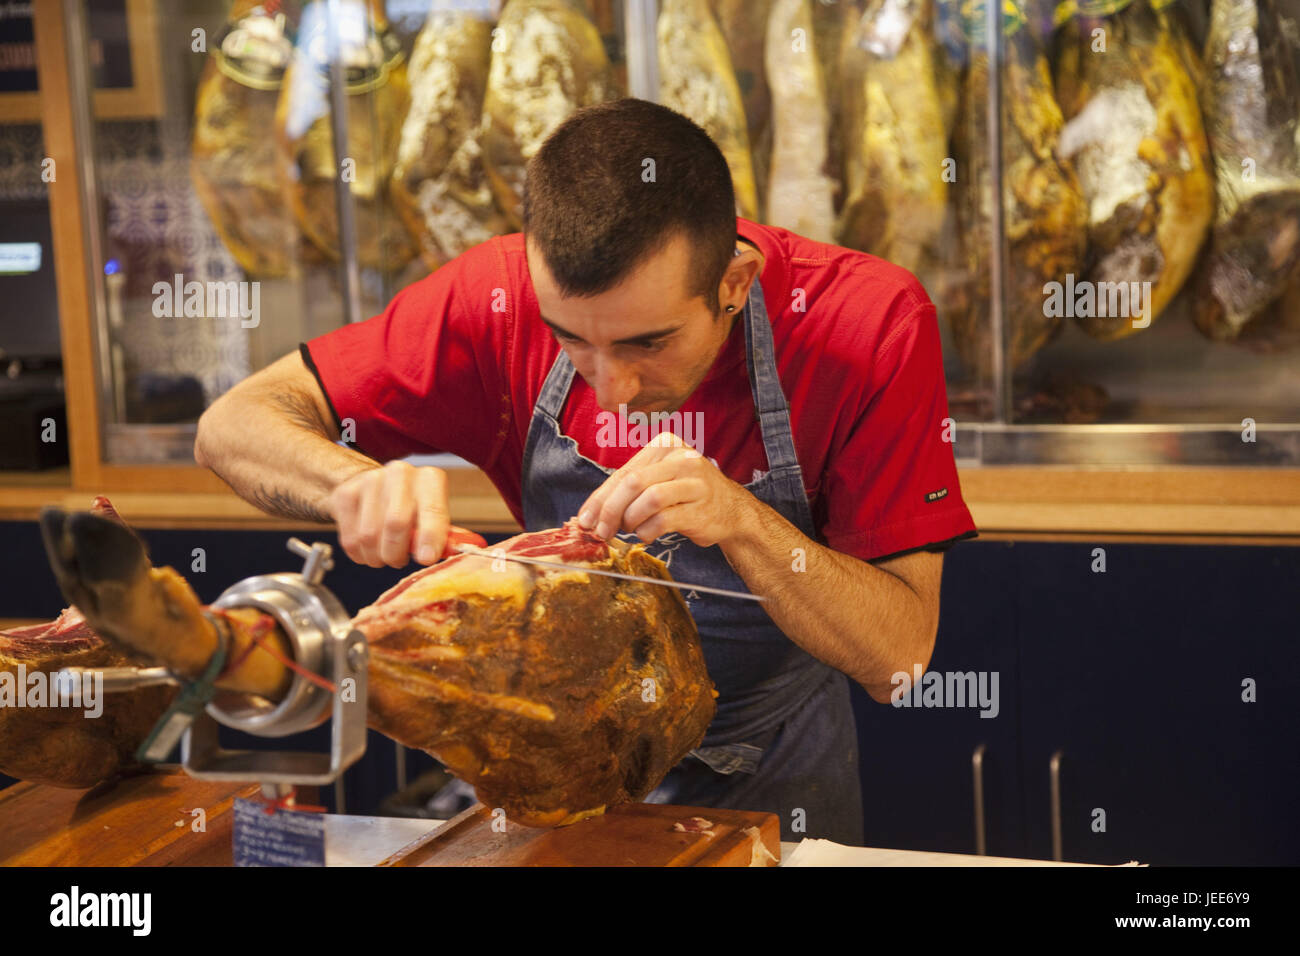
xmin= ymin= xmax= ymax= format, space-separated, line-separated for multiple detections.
xmin=324 ymin=815 xmax=447 ymax=866
xmin=781 ymin=839 xmax=1145 ymax=867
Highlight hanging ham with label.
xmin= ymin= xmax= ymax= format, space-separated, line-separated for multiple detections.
xmin=275 ymin=0 xmax=416 ymax=270
xmin=192 ymin=1 xmax=302 ymax=277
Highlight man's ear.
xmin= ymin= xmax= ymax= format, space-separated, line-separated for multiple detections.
xmin=722 ymin=256 xmax=759 ymax=308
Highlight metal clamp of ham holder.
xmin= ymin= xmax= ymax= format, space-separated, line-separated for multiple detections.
xmin=180 ymin=537 xmax=368 ymax=787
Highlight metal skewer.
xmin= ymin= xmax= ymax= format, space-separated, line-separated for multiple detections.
xmin=451 ymin=543 xmax=767 ymax=603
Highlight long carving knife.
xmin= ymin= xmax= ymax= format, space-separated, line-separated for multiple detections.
xmin=451 ymin=543 xmax=767 ymax=602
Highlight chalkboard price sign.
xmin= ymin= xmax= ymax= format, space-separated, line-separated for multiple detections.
xmin=232 ymin=797 xmax=328 ymax=868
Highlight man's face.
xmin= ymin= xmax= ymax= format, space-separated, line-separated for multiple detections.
xmin=526 ymin=232 xmax=760 ymax=415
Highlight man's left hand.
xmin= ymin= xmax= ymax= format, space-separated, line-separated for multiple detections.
xmin=576 ymin=432 xmax=747 ymax=547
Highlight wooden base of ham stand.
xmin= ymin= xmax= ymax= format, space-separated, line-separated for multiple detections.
xmin=380 ymin=801 xmax=781 ymax=867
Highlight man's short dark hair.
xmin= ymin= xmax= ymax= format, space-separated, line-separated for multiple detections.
xmin=521 ymin=98 xmax=737 ymax=314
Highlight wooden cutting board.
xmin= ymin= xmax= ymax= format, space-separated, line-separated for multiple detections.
xmin=379 ymin=802 xmax=781 ymax=866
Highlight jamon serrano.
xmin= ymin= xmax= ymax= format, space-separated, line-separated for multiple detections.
xmin=31 ymin=509 xmax=716 ymax=827
xmin=0 ymin=499 xmax=176 ymax=788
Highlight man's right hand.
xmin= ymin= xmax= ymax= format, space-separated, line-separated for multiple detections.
xmin=328 ymin=460 xmax=485 ymax=568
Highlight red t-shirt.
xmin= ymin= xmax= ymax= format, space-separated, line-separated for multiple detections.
xmin=302 ymin=217 xmax=977 ymax=562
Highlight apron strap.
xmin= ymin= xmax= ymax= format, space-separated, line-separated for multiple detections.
xmin=742 ymin=281 xmax=801 ymax=475
xmin=526 ymin=260 xmax=816 ymax=537
xmin=533 ymin=348 xmax=578 ymax=422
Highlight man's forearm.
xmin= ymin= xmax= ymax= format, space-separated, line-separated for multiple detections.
xmin=195 ymin=385 xmax=377 ymax=522
xmin=719 ymin=493 xmax=933 ymax=702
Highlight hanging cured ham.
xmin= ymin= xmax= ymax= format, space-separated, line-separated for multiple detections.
xmin=836 ymin=0 xmax=948 ymax=278
xmin=764 ymin=0 xmax=836 ymax=240
xmin=1192 ymin=0 xmax=1300 ymax=345
xmin=389 ymin=4 xmax=509 ymax=271
xmin=191 ymin=1 xmax=301 ymax=276
xmin=658 ymin=0 xmax=759 ymax=219
xmin=949 ymin=0 xmax=1088 ymax=375
xmin=481 ymin=0 xmax=617 ymax=229
xmin=709 ymin=0 xmax=774 ymax=221
xmin=1055 ymin=0 xmax=1214 ymax=339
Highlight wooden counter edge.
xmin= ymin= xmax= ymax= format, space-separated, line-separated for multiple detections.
xmin=0 ymin=466 xmax=1298 ymax=540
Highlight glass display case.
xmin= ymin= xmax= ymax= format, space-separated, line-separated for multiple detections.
xmin=691 ymin=0 xmax=1300 ymax=465
xmin=7 ymin=0 xmax=1299 ymax=533
xmin=56 ymin=0 xmax=625 ymax=466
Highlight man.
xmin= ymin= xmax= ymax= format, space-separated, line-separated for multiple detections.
xmin=195 ymin=98 xmax=977 ymax=846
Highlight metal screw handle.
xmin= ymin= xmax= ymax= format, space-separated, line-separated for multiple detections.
xmin=1050 ymin=749 xmax=1064 ymax=862
xmin=972 ymin=743 xmax=987 ymax=856
xmin=57 ymin=665 xmax=179 ymax=693
xmin=288 ymin=538 xmax=334 ymax=584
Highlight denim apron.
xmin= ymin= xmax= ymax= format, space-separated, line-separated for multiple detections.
xmin=520 ymin=278 xmax=865 ymax=846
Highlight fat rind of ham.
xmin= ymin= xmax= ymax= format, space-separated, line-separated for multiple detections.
xmin=356 ymin=519 xmax=716 ymax=828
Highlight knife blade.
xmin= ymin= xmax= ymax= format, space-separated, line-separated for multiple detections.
xmin=451 ymin=543 xmax=766 ymax=603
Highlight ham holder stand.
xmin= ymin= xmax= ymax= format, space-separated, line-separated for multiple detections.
xmin=56 ymin=538 xmax=368 ymax=803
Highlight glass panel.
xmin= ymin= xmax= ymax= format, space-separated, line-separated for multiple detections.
xmin=89 ymin=0 xmax=336 ymax=462
xmin=76 ymin=0 xmax=630 ymax=464
xmin=0 ymin=38 xmax=68 ymax=471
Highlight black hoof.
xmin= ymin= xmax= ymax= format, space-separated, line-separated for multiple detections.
xmin=39 ymin=507 xmax=150 ymax=616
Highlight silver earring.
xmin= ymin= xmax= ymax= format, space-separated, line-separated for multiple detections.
xmin=725 ymin=305 xmax=736 ymax=312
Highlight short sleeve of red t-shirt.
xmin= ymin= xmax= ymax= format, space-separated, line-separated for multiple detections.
xmin=813 ymin=294 xmax=975 ymax=563
xmin=300 ymin=241 xmax=514 ymax=470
